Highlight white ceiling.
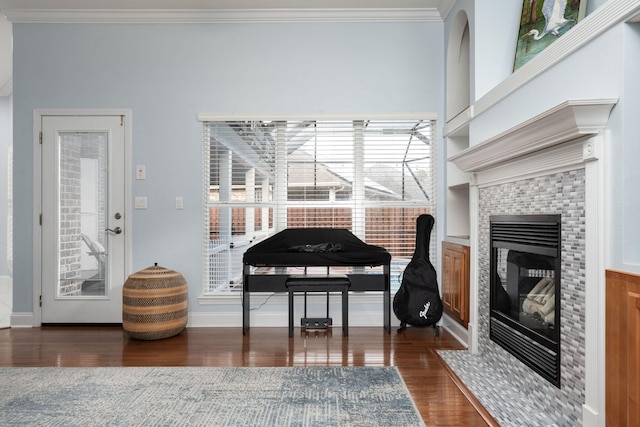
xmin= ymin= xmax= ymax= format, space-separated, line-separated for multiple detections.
xmin=0 ymin=1 xmax=447 ymax=95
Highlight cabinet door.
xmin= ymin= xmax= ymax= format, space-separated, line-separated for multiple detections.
xmin=442 ymin=242 xmax=470 ymax=327
xmin=442 ymin=248 xmax=460 ymax=319
xmin=629 ymin=291 xmax=640 ymax=426
xmin=606 ymin=270 xmax=640 ymax=426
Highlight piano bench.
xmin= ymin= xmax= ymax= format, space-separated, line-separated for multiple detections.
xmin=285 ymin=274 xmax=351 ymax=337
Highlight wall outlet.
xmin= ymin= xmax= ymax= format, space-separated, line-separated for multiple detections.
xmin=176 ymin=196 xmax=184 ymax=209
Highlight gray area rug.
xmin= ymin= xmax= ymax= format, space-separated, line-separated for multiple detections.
xmin=0 ymin=366 xmax=425 ymax=427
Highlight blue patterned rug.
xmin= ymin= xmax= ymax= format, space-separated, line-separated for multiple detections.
xmin=0 ymin=366 xmax=425 ymax=426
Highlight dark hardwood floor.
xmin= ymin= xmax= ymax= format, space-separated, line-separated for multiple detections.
xmin=0 ymin=325 xmax=497 ymax=426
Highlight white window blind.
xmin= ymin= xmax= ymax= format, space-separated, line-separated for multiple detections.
xmin=202 ymin=118 xmax=436 ymax=293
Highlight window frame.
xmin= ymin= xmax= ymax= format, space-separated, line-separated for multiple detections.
xmin=199 ymin=113 xmax=438 ymax=295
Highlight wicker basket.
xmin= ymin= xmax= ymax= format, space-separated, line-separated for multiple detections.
xmin=122 ymin=263 xmax=188 ymax=340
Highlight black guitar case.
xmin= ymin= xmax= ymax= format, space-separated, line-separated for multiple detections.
xmin=393 ymin=214 xmax=443 ymax=334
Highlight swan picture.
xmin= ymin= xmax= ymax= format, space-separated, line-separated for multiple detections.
xmin=514 ymin=0 xmax=586 ymax=70
xmin=522 ymin=0 xmax=572 ymax=40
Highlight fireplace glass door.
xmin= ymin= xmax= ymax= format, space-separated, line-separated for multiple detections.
xmin=490 ymin=214 xmax=561 ymax=387
xmin=493 ymin=249 xmax=556 ymax=342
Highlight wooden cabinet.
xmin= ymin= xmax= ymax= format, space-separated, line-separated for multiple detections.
xmin=442 ymin=242 xmax=470 ymax=327
xmin=606 ymin=269 xmax=640 ymax=426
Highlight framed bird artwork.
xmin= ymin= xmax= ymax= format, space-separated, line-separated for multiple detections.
xmin=513 ymin=0 xmax=587 ymax=71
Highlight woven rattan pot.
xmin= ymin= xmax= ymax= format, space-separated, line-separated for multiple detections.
xmin=122 ymin=263 xmax=188 ymax=340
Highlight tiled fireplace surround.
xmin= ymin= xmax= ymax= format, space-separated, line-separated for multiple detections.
xmin=440 ymin=99 xmax=617 ymax=427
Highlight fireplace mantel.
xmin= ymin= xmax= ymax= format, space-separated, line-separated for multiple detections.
xmin=449 ymin=99 xmax=618 ymax=174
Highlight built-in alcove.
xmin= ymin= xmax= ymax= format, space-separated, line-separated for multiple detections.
xmin=445 ymin=125 xmax=470 ymax=239
xmin=445 ymin=9 xmax=471 ymax=240
xmin=446 ymin=10 xmax=470 ymax=122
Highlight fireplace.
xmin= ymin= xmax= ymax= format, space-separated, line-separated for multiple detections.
xmin=490 ymin=214 xmax=561 ymax=387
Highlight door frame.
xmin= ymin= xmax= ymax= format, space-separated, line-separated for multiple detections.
xmin=33 ymin=109 xmax=132 ymax=326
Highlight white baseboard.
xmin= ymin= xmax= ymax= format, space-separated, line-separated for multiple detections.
xmin=440 ymin=314 xmax=469 ymax=348
xmin=582 ymin=404 xmax=602 ymax=427
xmin=192 ymin=293 xmax=402 ymax=328
xmin=8 ymin=299 xmax=408 ymax=330
xmin=188 ymin=309 xmax=402 ymax=328
xmin=11 ymin=312 xmax=36 ymax=328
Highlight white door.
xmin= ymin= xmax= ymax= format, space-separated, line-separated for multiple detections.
xmin=41 ymin=115 xmax=127 ymax=323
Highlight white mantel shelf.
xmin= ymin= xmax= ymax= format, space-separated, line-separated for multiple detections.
xmin=449 ymin=99 xmax=618 ymax=173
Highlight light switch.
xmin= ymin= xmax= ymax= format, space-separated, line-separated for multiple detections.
xmin=136 ymin=165 xmax=146 ymax=180
xmin=135 ymin=196 xmax=147 ymax=209
xmin=176 ymin=196 xmax=184 ymax=210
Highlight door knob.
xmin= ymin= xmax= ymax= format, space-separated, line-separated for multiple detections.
xmin=106 ymin=226 xmax=122 ymax=235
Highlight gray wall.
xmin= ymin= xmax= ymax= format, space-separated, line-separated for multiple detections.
xmin=12 ymin=22 xmax=445 ymax=314
xmin=620 ymin=21 xmax=640 ymax=266
xmin=0 ymin=95 xmax=10 ymax=279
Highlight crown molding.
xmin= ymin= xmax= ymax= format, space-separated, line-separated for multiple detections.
xmin=448 ymin=99 xmax=618 ymax=174
xmin=436 ymin=0 xmax=456 ymax=20
xmin=1 ymin=8 xmax=441 ymax=23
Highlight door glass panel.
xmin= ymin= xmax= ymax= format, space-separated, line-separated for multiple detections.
xmin=57 ymin=132 xmax=109 ymax=298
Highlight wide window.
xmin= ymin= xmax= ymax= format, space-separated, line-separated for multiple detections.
xmin=201 ymin=118 xmax=436 ymax=293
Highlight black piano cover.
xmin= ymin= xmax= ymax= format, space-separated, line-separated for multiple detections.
xmin=243 ymin=228 xmax=391 ymax=267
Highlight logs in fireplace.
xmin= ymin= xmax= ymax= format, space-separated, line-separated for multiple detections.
xmin=490 ymin=214 xmax=561 ymax=387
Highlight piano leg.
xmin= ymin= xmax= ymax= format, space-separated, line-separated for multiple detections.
xmin=384 ymin=264 xmax=391 ymax=334
xmin=243 ymin=291 xmax=249 ymax=335
xmin=243 ymin=265 xmax=250 ymax=335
